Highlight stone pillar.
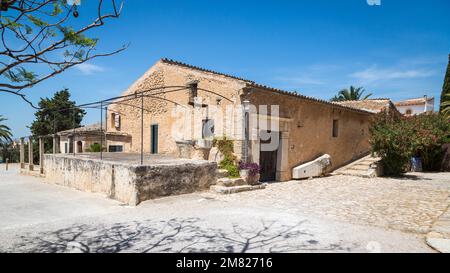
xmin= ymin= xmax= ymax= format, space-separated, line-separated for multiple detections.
xmin=52 ymin=135 xmax=60 ymax=154
xmin=28 ymin=137 xmax=34 ymax=171
xmin=250 ymin=128 xmax=260 ymax=164
xmin=19 ymin=137 xmax=25 ymax=169
xmin=39 ymin=137 xmax=44 ymax=175
xmin=276 ymin=131 xmax=290 ymax=182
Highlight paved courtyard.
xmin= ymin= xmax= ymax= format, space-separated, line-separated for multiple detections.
xmin=0 ymin=164 xmax=449 ymax=253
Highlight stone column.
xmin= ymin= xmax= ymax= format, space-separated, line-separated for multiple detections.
xmin=250 ymin=128 xmax=260 ymax=164
xmin=52 ymin=135 xmax=60 ymax=154
xmin=276 ymin=131 xmax=290 ymax=182
xmin=28 ymin=137 xmax=34 ymax=171
xmin=39 ymin=137 xmax=44 ymax=175
xmin=19 ymin=137 xmax=25 ymax=169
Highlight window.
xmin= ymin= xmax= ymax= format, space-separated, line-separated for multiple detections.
xmin=202 ymin=119 xmax=215 ymax=139
xmin=405 ymin=109 xmax=412 ymax=116
xmin=332 ymin=120 xmax=339 ymax=138
xmin=111 ymin=113 xmax=121 ymax=129
xmin=108 ymin=145 xmax=123 ymax=152
xmin=64 ymin=143 xmax=68 ymax=153
xmin=187 ymin=81 xmax=198 ymax=104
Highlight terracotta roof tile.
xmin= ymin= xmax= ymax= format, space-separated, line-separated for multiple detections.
xmin=160 ymin=58 xmax=375 ymax=115
xmin=395 ymin=97 xmax=434 ymax=107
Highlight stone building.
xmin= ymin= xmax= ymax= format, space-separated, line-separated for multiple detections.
xmin=107 ymin=58 xmax=377 ymax=182
xmin=57 ymin=123 xmax=131 ymax=154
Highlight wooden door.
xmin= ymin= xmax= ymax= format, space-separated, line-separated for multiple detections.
xmin=151 ymin=124 xmax=158 ymax=154
xmin=259 ymin=131 xmax=279 ymax=182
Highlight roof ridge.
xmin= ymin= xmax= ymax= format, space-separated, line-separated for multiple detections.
xmin=160 ymin=58 xmax=375 ymax=115
xmin=160 ymin=58 xmax=255 ymax=83
xmin=248 ymin=83 xmax=374 ymax=115
xmin=396 ymin=96 xmax=434 ymax=101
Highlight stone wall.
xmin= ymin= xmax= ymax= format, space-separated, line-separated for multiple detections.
xmin=246 ymin=88 xmax=373 ymax=181
xmin=44 ymin=154 xmax=217 ymax=205
xmin=107 ymin=60 xmax=247 ymax=156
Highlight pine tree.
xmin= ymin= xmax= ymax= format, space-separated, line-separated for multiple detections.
xmin=439 ymin=54 xmax=450 ymax=113
xmin=30 ymin=89 xmax=85 ymax=137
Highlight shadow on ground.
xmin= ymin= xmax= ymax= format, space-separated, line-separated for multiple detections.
xmin=7 ymin=218 xmax=358 ymax=253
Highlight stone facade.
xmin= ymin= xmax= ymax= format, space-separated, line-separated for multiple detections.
xmin=107 ymin=58 xmax=375 ymax=181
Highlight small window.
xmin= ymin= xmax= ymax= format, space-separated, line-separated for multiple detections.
xmin=111 ymin=113 xmax=121 ymax=129
xmin=405 ymin=109 xmax=412 ymax=116
xmin=108 ymin=145 xmax=123 ymax=153
xmin=332 ymin=120 xmax=339 ymax=138
xmin=188 ymin=81 xmax=198 ymax=104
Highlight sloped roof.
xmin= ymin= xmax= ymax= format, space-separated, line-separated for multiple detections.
xmin=334 ymin=99 xmax=394 ymax=113
xmin=159 ymin=58 xmax=375 ymax=115
xmin=395 ymin=97 xmax=434 ymax=107
xmin=57 ymin=123 xmax=129 ymax=137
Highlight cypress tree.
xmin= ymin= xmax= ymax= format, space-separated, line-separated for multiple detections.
xmin=440 ymin=54 xmax=450 ymax=113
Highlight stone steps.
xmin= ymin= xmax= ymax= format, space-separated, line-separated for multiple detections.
xmin=215 ymin=169 xmax=229 ymax=179
xmin=210 ymin=184 xmax=267 ymax=194
xmin=216 ymin=177 xmax=247 ymax=187
xmin=333 ymin=155 xmax=382 ymax=178
xmin=211 ymin=170 xmax=267 ymax=194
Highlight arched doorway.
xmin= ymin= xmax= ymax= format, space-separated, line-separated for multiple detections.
xmin=76 ymin=141 xmax=83 ymax=153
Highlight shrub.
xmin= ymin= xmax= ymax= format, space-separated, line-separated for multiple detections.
xmin=219 ymin=157 xmax=239 ymax=178
xmin=87 ymin=143 xmax=104 ymax=153
xmin=370 ymin=112 xmax=450 ymax=175
xmin=214 ymin=136 xmax=239 ymax=178
xmin=410 ymin=114 xmax=450 ymax=171
xmin=370 ymin=112 xmax=413 ymax=175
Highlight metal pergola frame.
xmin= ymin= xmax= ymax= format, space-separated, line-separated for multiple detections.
xmin=32 ymin=85 xmax=236 ymax=165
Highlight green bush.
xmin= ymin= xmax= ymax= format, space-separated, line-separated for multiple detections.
xmin=370 ymin=112 xmax=450 ymax=175
xmin=214 ymin=136 xmax=239 ymax=178
xmin=219 ymin=157 xmax=239 ymax=178
xmin=87 ymin=143 xmax=104 ymax=153
xmin=410 ymin=114 xmax=450 ymax=171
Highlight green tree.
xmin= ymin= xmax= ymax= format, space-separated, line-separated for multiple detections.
xmin=0 ymin=0 xmax=127 ymax=107
xmin=0 ymin=115 xmax=12 ymax=143
xmin=440 ymin=55 xmax=450 ymax=114
xmin=30 ymin=89 xmax=85 ymax=137
xmin=331 ymin=86 xmax=373 ymax=102
xmin=441 ymin=94 xmax=450 ymax=119
xmin=0 ymin=141 xmax=19 ymax=163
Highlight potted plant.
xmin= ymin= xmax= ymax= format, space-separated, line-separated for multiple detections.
xmin=239 ymin=162 xmax=261 ymax=185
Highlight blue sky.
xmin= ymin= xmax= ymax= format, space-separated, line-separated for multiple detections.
xmin=1 ymin=0 xmax=450 ymax=137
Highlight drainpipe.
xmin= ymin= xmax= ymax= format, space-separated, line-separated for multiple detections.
xmin=242 ymin=100 xmax=250 ymax=163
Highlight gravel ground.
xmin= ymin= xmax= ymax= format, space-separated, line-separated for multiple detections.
xmin=0 ymin=164 xmax=447 ymax=253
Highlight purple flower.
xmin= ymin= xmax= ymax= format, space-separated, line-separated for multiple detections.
xmin=239 ymin=162 xmax=261 ymax=177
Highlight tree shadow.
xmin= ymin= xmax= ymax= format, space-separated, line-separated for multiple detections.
xmin=391 ymin=174 xmax=433 ymax=181
xmin=8 ymin=218 xmax=359 ymax=253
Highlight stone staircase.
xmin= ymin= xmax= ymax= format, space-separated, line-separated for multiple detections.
xmin=210 ymin=169 xmax=267 ymax=194
xmin=333 ymin=155 xmax=382 ymax=178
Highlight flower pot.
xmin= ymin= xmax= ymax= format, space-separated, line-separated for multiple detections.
xmin=239 ymin=169 xmax=249 ymax=179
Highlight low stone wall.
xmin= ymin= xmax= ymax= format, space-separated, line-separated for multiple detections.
xmin=43 ymin=154 xmax=217 ymax=205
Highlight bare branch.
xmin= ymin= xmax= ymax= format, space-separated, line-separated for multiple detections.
xmin=0 ymin=0 xmax=127 ymax=107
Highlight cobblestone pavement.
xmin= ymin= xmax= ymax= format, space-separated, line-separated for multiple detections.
xmin=1 ymin=165 xmax=448 ymax=252
xmin=203 ymin=173 xmax=450 ymax=234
